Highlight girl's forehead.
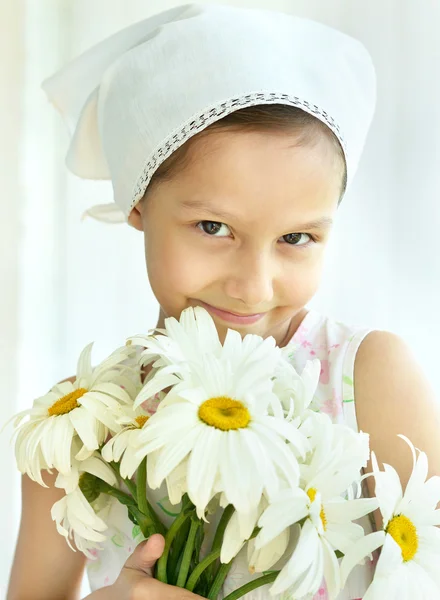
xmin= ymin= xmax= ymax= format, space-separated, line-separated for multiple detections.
xmin=157 ymin=130 xmax=342 ymax=222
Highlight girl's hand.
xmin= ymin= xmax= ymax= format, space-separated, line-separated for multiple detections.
xmin=84 ymin=533 xmax=206 ymax=599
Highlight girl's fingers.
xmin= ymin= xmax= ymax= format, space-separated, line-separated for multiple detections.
xmin=123 ymin=534 xmax=165 ymax=577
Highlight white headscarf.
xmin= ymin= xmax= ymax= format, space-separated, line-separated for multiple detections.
xmin=41 ymin=3 xmax=376 ymax=224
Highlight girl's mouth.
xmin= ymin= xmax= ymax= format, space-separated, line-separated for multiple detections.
xmin=195 ymin=300 xmax=266 ymax=325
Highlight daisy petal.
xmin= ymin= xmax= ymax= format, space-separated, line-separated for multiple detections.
xmin=187 ymin=426 xmax=222 ymax=517
xmin=340 ymin=531 xmax=386 ymax=586
xmin=69 ymin=407 xmax=99 ymax=451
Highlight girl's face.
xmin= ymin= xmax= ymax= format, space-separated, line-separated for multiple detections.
xmin=130 ymin=130 xmax=342 ymax=346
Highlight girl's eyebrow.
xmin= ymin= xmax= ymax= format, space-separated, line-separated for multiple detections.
xmin=302 ymin=216 xmax=334 ymax=229
xmin=179 ymin=199 xmax=237 ymax=221
xmin=179 ymin=199 xmax=334 ymax=230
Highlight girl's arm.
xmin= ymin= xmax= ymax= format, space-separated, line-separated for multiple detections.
xmin=7 ymin=375 xmax=87 ymax=600
xmin=7 ymin=471 xmax=87 ymax=600
xmin=354 ymin=330 xmax=440 ymax=521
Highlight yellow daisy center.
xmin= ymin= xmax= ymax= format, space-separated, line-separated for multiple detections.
xmin=48 ymin=388 xmax=87 ymax=416
xmin=386 ymin=514 xmax=418 ymax=562
xmin=307 ymin=487 xmax=327 ymax=531
xmin=198 ymin=396 xmax=251 ymax=431
xmin=135 ymin=415 xmax=150 ymax=428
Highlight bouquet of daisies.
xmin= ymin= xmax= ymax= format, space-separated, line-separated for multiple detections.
xmin=5 ymin=307 xmax=440 ymax=599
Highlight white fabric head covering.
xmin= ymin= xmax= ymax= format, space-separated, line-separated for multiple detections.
xmin=41 ymin=3 xmax=376 ymax=224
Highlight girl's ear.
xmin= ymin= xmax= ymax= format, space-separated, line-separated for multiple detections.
xmin=127 ymin=205 xmax=144 ymax=231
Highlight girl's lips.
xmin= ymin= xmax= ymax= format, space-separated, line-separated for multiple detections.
xmin=196 ymin=300 xmax=266 ymax=325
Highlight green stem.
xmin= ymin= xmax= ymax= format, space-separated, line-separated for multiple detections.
xmin=205 ymin=525 xmax=260 ymax=599
xmin=176 ymin=517 xmax=200 ymax=588
xmin=211 ymin=504 xmax=235 ymax=551
xmin=185 ymin=548 xmax=221 ymax=592
xmin=205 ymin=504 xmax=235 ymax=584
xmin=169 ymin=517 xmax=191 ymax=584
xmin=123 ymin=477 xmax=138 ymax=499
xmin=156 ymin=508 xmax=193 ymax=583
xmin=108 ymin=461 xmax=122 ymax=482
xmin=171 ymin=550 xmax=184 ymax=586
xmin=98 ymin=480 xmax=154 ymax=538
xmin=128 ymin=506 xmax=155 ymax=539
xmin=207 ymin=561 xmax=233 ymax=600
xmin=137 ymin=457 xmax=149 ymax=513
xmin=107 ymin=460 xmax=138 ymax=500
xmin=221 ymin=571 xmax=280 ymax=600
xmin=136 ymin=457 xmax=167 ymax=537
xmin=98 ymin=480 xmax=138 ymax=507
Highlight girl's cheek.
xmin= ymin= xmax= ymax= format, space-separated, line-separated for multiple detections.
xmin=148 ymin=240 xmax=219 ymax=294
xmin=277 ymin=259 xmax=324 ymax=304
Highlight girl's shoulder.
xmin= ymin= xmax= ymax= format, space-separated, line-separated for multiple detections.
xmin=354 ymin=328 xmax=438 ymax=435
xmin=353 ymin=328 xmax=440 ymax=499
xmin=293 ymin=311 xmax=440 ymax=508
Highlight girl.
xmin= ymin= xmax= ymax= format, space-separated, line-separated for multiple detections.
xmin=7 ymin=4 xmax=440 ymax=600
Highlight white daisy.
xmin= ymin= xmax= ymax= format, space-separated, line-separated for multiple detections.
xmin=273 ymin=356 xmax=321 ymax=421
xmin=219 ymin=494 xmax=290 ymax=573
xmin=152 ymin=451 xmax=189 ymax=506
xmin=54 ymin=437 xmax=118 ymax=494
xmin=130 ymin=306 xmax=287 ymax=419
xmin=255 ymin=420 xmax=377 ymax=599
xmin=341 ymin=435 xmax=440 ymax=599
xmin=220 ymin=498 xmax=266 ymax=564
xmin=101 ymin=403 xmax=151 ymax=479
xmin=130 ymin=324 xmax=309 ymax=518
xmin=300 ymin=416 xmax=372 ymax=496
xmin=7 ymin=343 xmax=138 ymax=485
xmin=51 ymin=488 xmax=109 ymax=559
xmin=272 ymin=358 xmax=324 ymax=462
xmin=127 ymin=306 xmax=223 ymax=403
xmin=51 ymin=445 xmax=118 ymax=559
xmin=247 ymin=528 xmax=290 ymax=575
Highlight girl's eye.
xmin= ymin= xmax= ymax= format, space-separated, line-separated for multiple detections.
xmin=281 ymin=232 xmax=314 ymax=246
xmin=197 ymin=221 xmax=231 ymax=237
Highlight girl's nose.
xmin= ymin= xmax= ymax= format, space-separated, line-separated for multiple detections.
xmin=223 ymin=252 xmax=274 ymax=309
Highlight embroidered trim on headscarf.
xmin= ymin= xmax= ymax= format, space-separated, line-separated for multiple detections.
xmin=130 ymin=91 xmax=346 ymax=212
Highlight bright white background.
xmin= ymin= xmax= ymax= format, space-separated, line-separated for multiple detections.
xmin=1 ymin=0 xmax=439 ymax=596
